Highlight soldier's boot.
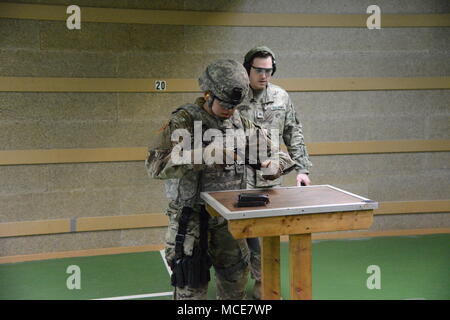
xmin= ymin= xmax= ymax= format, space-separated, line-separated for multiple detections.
xmin=252 ymin=280 xmax=261 ymax=300
xmin=174 ymin=285 xmax=208 ymax=300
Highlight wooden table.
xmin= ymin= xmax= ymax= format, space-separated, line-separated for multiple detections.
xmin=200 ymin=185 xmax=377 ymax=300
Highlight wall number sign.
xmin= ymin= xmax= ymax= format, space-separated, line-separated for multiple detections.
xmin=155 ymin=80 xmax=167 ymax=91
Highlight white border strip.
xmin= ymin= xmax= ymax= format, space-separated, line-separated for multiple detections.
xmin=93 ymin=291 xmax=173 ymax=300
xmin=160 ymin=249 xmax=172 ymax=276
xmin=201 ymin=192 xmax=231 ymax=217
xmin=326 ymin=185 xmax=372 ymax=202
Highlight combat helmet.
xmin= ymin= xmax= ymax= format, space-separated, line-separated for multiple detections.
xmin=243 ymin=46 xmax=277 ymax=75
xmin=198 ymin=59 xmax=249 ymax=110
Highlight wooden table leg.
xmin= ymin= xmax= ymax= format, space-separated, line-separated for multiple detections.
xmin=261 ymin=236 xmax=280 ymax=300
xmin=289 ymin=233 xmax=312 ymax=300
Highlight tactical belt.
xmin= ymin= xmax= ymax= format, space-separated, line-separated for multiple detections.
xmin=171 ymin=206 xmax=211 ymax=289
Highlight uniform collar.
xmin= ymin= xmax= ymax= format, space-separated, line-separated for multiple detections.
xmin=249 ymin=83 xmax=274 ymax=105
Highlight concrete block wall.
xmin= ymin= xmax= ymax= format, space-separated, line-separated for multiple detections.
xmin=0 ymin=0 xmax=449 ymax=256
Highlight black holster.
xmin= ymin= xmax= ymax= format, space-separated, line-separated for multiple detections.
xmin=170 ymin=206 xmax=212 ymax=289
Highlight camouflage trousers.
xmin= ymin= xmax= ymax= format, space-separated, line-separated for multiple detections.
xmin=244 ymin=181 xmax=269 ymax=283
xmin=165 ymin=206 xmax=250 ymax=300
xmin=246 ymin=237 xmax=261 ymax=281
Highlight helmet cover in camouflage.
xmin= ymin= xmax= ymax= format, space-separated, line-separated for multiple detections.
xmin=244 ymin=46 xmax=276 ymax=65
xmin=198 ymin=59 xmax=250 ymax=109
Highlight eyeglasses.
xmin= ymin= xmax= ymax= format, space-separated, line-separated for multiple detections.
xmin=251 ymin=66 xmax=273 ymax=75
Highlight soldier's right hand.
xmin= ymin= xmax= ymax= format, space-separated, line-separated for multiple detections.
xmin=260 ymin=160 xmax=283 ymax=180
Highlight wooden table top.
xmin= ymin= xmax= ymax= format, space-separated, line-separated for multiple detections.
xmin=201 ymin=185 xmax=377 ymax=220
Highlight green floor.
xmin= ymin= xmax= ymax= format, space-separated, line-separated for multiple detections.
xmin=1 ymin=234 xmax=449 ymax=300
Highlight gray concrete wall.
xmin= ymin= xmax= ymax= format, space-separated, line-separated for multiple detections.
xmin=0 ymin=0 xmax=449 ymax=256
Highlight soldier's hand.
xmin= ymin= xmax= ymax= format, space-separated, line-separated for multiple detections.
xmin=260 ymin=160 xmax=282 ymax=180
xmin=296 ymin=173 xmax=311 ymax=186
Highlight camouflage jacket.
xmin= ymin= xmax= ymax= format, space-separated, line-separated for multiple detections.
xmin=237 ymin=83 xmax=312 ymax=187
xmin=145 ymin=97 xmax=295 ymax=208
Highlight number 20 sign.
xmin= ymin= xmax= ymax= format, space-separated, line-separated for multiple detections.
xmin=155 ymin=80 xmax=167 ymax=91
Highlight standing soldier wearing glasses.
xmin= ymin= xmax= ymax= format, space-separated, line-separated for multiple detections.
xmin=238 ymin=46 xmax=313 ymax=299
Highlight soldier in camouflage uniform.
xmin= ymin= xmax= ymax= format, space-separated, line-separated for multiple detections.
xmin=238 ymin=46 xmax=313 ymax=299
xmin=145 ymin=59 xmax=296 ymax=300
